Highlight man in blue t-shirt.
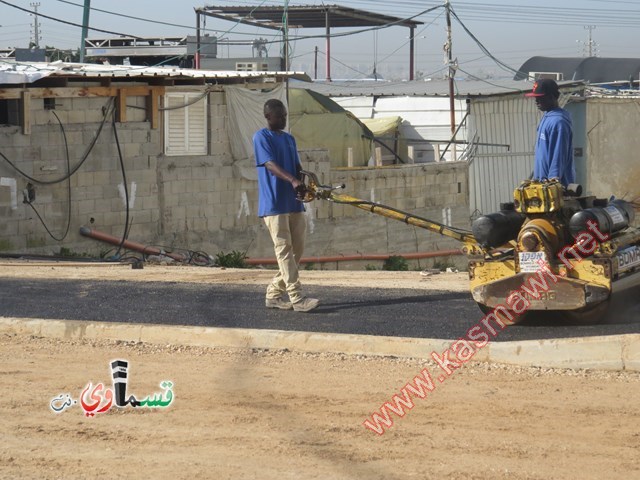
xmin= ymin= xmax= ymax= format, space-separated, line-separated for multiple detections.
xmin=253 ymin=99 xmax=319 ymax=313
xmin=525 ymin=78 xmax=576 ymax=187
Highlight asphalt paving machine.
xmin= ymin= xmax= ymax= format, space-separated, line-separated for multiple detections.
xmin=300 ymin=171 xmax=640 ymax=324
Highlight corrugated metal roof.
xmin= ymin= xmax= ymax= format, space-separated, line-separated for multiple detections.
xmin=198 ymin=5 xmax=423 ymax=30
xmin=0 ymin=60 xmax=310 ymax=85
xmin=292 ymin=78 xmax=586 ymax=98
xmin=515 ymin=56 xmax=640 ymax=83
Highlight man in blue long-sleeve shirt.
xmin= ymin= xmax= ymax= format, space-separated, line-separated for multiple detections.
xmin=525 ymin=79 xmax=576 ymax=187
xmin=253 ymin=99 xmax=319 ymax=313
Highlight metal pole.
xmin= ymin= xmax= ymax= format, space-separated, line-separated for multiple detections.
xmin=283 ymin=12 xmax=288 ymax=70
xmin=314 ymin=46 xmax=318 ymax=80
xmin=31 ymin=2 xmax=41 ymax=48
xmin=325 ymin=9 xmax=331 ymax=82
xmin=445 ymin=0 xmax=456 ymax=138
xmin=195 ymin=10 xmax=201 ymax=69
xmin=79 ymin=0 xmax=90 ymax=62
xmin=409 ymin=26 xmax=415 ymax=81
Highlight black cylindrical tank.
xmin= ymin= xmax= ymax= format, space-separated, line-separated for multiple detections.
xmin=569 ymin=199 xmax=635 ymax=238
xmin=472 ymin=209 xmax=526 ymax=248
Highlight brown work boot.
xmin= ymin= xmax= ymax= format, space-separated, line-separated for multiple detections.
xmin=292 ymin=297 xmax=319 ymax=312
xmin=265 ymin=297 xmax=293 ymax=310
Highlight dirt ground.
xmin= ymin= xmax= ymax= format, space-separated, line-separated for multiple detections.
xmin=1 ymin=262 xmax=639 ymax=479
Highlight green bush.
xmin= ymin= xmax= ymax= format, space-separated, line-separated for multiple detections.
xmin=365 ymin=264 xmax=378 ymax=271
xmin=215 ymin=250 xmax=248 ymax=268
xmin=382 ymin=255 xmax=409 ymax=271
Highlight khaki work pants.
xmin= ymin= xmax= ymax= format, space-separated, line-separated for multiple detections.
xmin=263 ymin=212 xmax=306 ymax=303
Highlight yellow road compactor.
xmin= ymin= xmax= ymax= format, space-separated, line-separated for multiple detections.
xmin=300 ymin=171 xmax=640 ymax=324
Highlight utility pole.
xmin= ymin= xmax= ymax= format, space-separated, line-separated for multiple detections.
xmin=282 ymin=8 xmax=289 ymax=71
xmin=30 ymin=2 xmax=41 ymax=48
xmin=79 ymin=0 xmax=91 ymax=63
xmin=195 ymin=9 xmax=201 ymax=69
xmin=314 ymin=46 xmax=318 ymax=80
xmin=584 ymin=25 xmax=597 ymax=57
xmin=445 ymin=0 xmax=457 ymax=156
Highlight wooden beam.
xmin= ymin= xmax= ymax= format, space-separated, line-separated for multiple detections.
xmin=147 ymin=88 xmax=160 ymax=129
xmin=0 ymin=86 xmax=165 ymax=100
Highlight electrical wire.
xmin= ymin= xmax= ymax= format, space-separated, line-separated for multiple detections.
xmin=28 ymin=109 xmax=73 ymax=242
xmin=5 ymin=0 xmax=444 ymax=51
xmin=449 ymin=6 xmax=521 ymax=78
xmin=0 ymin=98 xmax=115 ymax=185
xmin=314 ymin=48 xmax=370 ymax=78
xmin=110 ymin=108 xmax=130 ymax=260
xmin=0 ymin=0 xmax=142 ymax=38
xmin=54 ymin=0 xmax=196 ymax=31
xmin=376 ymin=10 xmax=444 ymax=67
xmin=11 ymin=0 xmax=640 ymax=78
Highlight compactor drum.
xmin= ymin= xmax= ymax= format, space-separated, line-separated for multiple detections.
xmin=301 ymin=172 xmax=640 ymax=324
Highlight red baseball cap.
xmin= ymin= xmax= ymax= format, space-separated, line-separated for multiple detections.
xmin=525 ymin=78 xmax=560 ymax=98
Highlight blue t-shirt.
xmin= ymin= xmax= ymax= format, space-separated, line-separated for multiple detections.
xmin=533 ymin=108 xmax=576 ymax=187
xmin=253 ymin=128 xmax=305 ymax=217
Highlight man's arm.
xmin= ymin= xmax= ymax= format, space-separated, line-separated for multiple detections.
xmin=264 ymin=160 xmax=304 ymax=192
xmin=546 ymin=122 xmax=572 ymax=179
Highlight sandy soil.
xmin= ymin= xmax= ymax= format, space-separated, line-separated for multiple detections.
xmin=1 ymin=262 xmax=639 ymax=479
xmin=0 ymin=259 xmax=469 ymax=291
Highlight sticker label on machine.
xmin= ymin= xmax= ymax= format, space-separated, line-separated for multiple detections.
xmin=605 ymin=205 xmax=626 ymax=228
xmin=518 ymin=251 xmax=547 ymax=273
xmin=617 ymin=246 xmax=640 ymax=272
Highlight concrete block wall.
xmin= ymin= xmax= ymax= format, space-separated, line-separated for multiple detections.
xmin=296 ymin=158 xmax=470 ymax=269
xmin=0 ymin=93 xmax=164 ymax=256
xmin=0 ymin=85 xmax=470 ymax=268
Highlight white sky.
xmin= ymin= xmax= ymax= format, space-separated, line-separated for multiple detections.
xmin=1 ymin=0 xmax=639 ymax=80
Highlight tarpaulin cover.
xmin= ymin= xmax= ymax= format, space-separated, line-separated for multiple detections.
xmin=362 ymin=116 xmax=402 ymax=137
xmin=288 ymin=88 xmax=373 ymax=168
xmin=361 ymin=115 xmax=407 ymax=164
xmin=224 ymin=83 xmax=288 ymax=163
xmin=225 ymin=85 xmax=374 ymax=168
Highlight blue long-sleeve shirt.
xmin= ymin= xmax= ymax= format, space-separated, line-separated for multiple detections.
xmin=253 ymin=128 xmax=305 ymax=218
xmin=533 ymin=108 xmax=576 ymax=187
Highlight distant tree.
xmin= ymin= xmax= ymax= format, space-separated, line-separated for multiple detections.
xmin=45 ymin=46 xmax=80 ymax=62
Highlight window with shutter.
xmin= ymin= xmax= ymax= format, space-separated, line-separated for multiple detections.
xmin=164 ymin=93 xmax=208 ymax=156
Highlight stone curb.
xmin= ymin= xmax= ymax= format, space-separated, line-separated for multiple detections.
xmin=1 ymin=317 xmax=638 ymax=372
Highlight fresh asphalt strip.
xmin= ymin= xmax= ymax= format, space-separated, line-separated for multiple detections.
xmin=1 ymin=278 xmax=639 ymax=371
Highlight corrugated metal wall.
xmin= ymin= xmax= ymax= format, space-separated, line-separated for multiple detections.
xmin=467 ymin=96 xmax=539 ymax=215
xmin=332 ymin=93 xmax=545 ymax=215
xmin=334 ymin=95 xmax=468 ymax=163
xmin=332 ymin=96 xmax=374 ymax=118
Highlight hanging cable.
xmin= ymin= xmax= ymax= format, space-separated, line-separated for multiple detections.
xmin=0 ymin=97 xmax=115 ymax=185
xmin=448 ymin=6 xmax=522 ymax=77
xmin=16 ymin=102 xmax=116 ymax=242
xmin=14 ymin=104 xmax=111 ymax=242
xmin=110 ymin=109 xmax=130 ymax=260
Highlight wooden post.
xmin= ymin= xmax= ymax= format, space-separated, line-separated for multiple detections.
xmin=147 ymin=88 xmax=160 ymax=129
xmin=375 ymin=147 xmax=382 ymax=167
xmin=347 ymin=147 xmax=354 ymax=168
xmin=116 ymin=89 xmax=127 ymax=123
xmin=21 ymin=91 xmax=31 ymax=135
